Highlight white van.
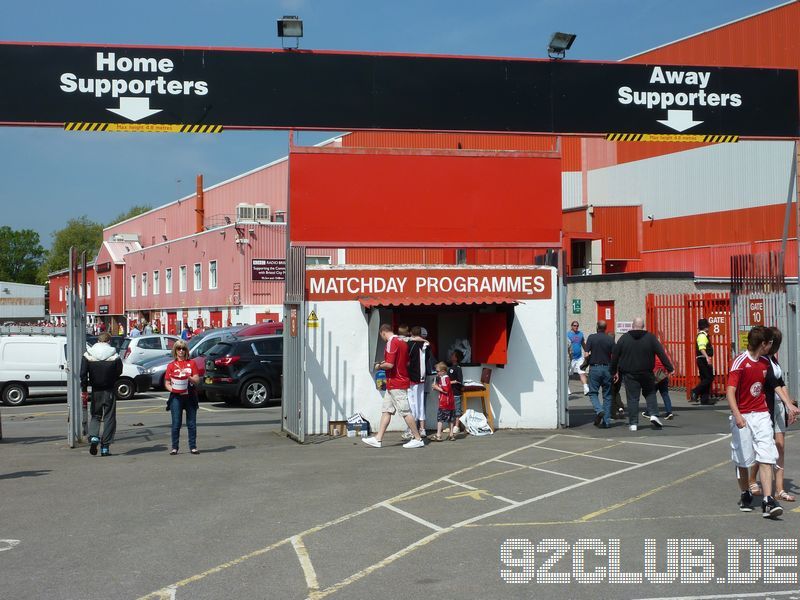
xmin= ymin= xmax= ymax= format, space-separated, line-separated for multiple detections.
xmin=0 ymin=335 xmax=150 ymax=406
xmin=0 ymin=335 xmax=67 ymax=406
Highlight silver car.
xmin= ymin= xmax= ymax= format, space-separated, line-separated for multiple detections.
xmin=141 ymin=327 xmax=242 ymax=388
xmin=120 ymin=335 xmax=181 ymax=365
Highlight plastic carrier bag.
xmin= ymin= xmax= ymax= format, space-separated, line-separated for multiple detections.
xmin=459 ymin=408 xmax=493 ymax=436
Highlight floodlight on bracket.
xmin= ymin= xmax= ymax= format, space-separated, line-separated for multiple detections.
xmin=277 ymin=16 xmax=303 ymax=50
xmin=547 ymin=32 xmax=576 ymax=60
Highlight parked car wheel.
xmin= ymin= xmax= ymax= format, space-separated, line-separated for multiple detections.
xmin=2 ymin=382 xmax=28 ymax=406
xmin=115 ymin=377 xmax=135 ymax=400
xmin=240 ymin=378 xmax=271 ymax=408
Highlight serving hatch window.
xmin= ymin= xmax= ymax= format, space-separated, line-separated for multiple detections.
xmin=386 ymin=303 xmax=513 ymax=366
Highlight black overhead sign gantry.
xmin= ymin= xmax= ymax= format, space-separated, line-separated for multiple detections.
xmin=0 ymin=42 xmax=797 ymax=137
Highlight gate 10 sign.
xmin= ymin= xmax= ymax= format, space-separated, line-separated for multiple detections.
xmin=749 ymin=299 xmax=765 ymax=326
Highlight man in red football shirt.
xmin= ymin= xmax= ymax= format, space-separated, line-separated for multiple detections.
xmin=728 ymin=326 xmax=782 ymax=518
xmin=363 ymin=324 xmax=425 ymax=449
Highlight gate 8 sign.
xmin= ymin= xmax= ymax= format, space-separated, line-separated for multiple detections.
xmin=749 ymin=299 xmax=764 ymax=326
xmin=708 ymin=312 xmax=727 ymax=336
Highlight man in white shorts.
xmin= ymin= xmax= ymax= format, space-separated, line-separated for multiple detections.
xmin=363 ymin=324 xmax=424 ymax=449
xmin=728 ymin=326 xmax=782 ymax=518
xmin=567 ymin=321 xmax=589 ymax=395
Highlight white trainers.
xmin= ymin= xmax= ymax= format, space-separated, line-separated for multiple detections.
xmin=403 ymin=438 xmax=425 ymax=448
xmin=419 ymin=429 xmax=427 ymax=438
xmin=452 ymin=426 xmax=459 ymax=435
xmin=400 ymin=429 xmax=413 ymax=440
xmin=629 ymin=424 xmax=638 ymax=432
xmin=583 ymin=384 xmax=590 ymax=395
xmin=362 ymin=437 xmax=382 ymax=448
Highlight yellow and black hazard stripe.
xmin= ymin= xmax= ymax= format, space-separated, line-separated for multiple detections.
xmin=64 ymin=123 xmax=223 ymax=133
xmin=606 ymin=133 xmax=739 ymax=143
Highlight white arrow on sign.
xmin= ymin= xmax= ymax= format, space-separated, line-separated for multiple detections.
xmin=107 ymin=97 xmax=162 ymax=122
xmin=657 ymin=109 xmax=704 ymax=132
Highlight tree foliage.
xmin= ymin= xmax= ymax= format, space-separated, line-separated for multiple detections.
xmin=108 ymin=204 xmax=152 ymax=227
xmin=40 ymin=216 xmax=104 ymax=280
xmin=0 ymin=226 xmax=46 ymax=284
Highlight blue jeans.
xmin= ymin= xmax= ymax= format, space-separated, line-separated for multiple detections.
xmin=588 ymin=365 xmax=612 ymax=425
xmin=655 ymin=378 xmax=673 ymax=414
xmin=170 ymin=394 xmax=198 ymax=450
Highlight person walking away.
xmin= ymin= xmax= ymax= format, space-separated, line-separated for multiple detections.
xmin=585 ymin=320 xmax=615 ymax=428
xmin=404 ymin=326 xmax=430 ymax=439
xmin=691 ymin=318 xmax=715 ymax=404
xmin=180 ymin=324 xmax=193 ymax=341
xmin=129 ymin=323 xmax=141 ymax=338
xmin=610 ymin=317 xmax=673 ymax=431
xmin=727 ymin=326 xmax=783 ymax=517
xmin=143 ymin=321 xmax=153 ymax=335
xmin=80 ymin=332 xmax=123 ymax=456
xmin=429 ymin=362 xmax=457 ymax=441
xmin=448 ymin=349 xmax=464 ymax=434
xmin=363 ymin=324 xmax=424 ymax=449
xmin=165 ymin=340 xmax=201 ymax=455
xmin=567 ymin=321 xmax=589 ymax=395
xmin=644 ymin=335 xmax=675 ymax=420
xmin=748 ymin=327 xmax=800 ymax=503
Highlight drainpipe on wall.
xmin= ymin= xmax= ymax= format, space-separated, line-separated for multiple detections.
xmin=195 ymin=174 xmax=204 ymax=233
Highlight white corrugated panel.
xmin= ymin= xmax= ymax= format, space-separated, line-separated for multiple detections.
xmin=561 ymin=172 xmax=583 ymax=209
xmin=0 ymin=281 xmax=45 ymax=319
xmin=586 ymin=141 xmax=794 ymax=219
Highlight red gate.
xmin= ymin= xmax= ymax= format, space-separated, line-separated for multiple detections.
xmin=646 ymin=293 xmax=731 ymax=398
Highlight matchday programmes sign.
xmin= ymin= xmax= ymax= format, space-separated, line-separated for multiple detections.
xmin=0 ymin=43 xmax=796 ymax=137
xmin=251 ymin=259 xmax=285 ymax=281
xmin=306 ymin=268 xmax=552 ymax=301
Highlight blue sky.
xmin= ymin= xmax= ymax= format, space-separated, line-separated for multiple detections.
xmin=0 ymin=0 xmax=786 ymax=247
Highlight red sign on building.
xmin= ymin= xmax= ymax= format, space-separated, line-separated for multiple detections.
xmin=749 ymin=299 xmax=765 ymax=325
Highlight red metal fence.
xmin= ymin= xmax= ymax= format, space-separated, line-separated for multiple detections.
xmin=646 ymin=293 xmax=732 ymax=398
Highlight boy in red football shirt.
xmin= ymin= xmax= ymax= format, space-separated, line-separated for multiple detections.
xmin=728 ymin=326 xmax=782 ymax=517
xmin=430 ymin=362 xmax=457 ymax=441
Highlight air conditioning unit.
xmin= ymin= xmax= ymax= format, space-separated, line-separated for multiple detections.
xmin=254 ymin=203 xmax=271 ymax=223
xmin=273 ymin=210 xmax=286 ymax=223
xmin=236 ymin=203 xmax=255 ymax=222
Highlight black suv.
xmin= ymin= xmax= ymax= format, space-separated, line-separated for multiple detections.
xmin=202 ymin=334 xmax=282 ymax=408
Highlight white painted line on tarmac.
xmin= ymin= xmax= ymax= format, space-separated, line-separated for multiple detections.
xmin=493 ymin=458 xmax=590 ymax=481
xmin=138 ymin=432 xmax=728 ymax=600
xmin=535 ymin=444 xmax=639 ymax=465
xmin=0 ymin=539 xmax=20 ymax=552
xmin=621 ymin=440 xmax=689 ymax=449
xmin=291 ymin=536 xmax=319 ymax=592
xmin=441 ymin=477 xmax=477 ymax=490
xmin=449 ymin=434 xmax=731 ymax=530
xmin=379 ymin=502 xmax=443 ymax=531
xmin=634 ymin=589 xmax=800 ymax=600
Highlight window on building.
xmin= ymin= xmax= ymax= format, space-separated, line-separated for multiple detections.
xmin=141 ymin=272 xmax=148 ymax=297
xmin=59 ymin=287 xmax=63 ymax=302
xmin=131 ymin=275 xmax=137 ymax=297
xmin=179 ymin=266 xmax=187 ymax=292
xmin=209 ymin=260 xmax=217 ymax=289
xmin=87 ymin=282 xmax=92 ymax=299
xmin=165 ymin=268 xmax=173 ymax=293
xmin=306 ymin=256 xmax=331 ymax=265
xmin=97 ymin=276 xmax=109 ymax=297
xmin=153 ymin=271 xmax=160 ymax=295
xmin=194 ymin=263 xmax=202 ymax=291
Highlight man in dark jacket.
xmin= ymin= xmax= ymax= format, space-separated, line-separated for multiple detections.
xmin=80 ymin=332 xmax=123 ymax=456
xmin=611 ymin=317 xmax=674 ymax=431
xmin=585 ymin=320 xmax=616 ymax=428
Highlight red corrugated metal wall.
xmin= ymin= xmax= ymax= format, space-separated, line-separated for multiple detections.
xmin=592 ymin=206 xmax=642 ymax=261
xmin=562 ymin=209 xmax=587 ymax=233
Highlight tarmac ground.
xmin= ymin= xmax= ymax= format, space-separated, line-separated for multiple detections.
xmin=2 ymin=383 xmax=800 ymax=600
